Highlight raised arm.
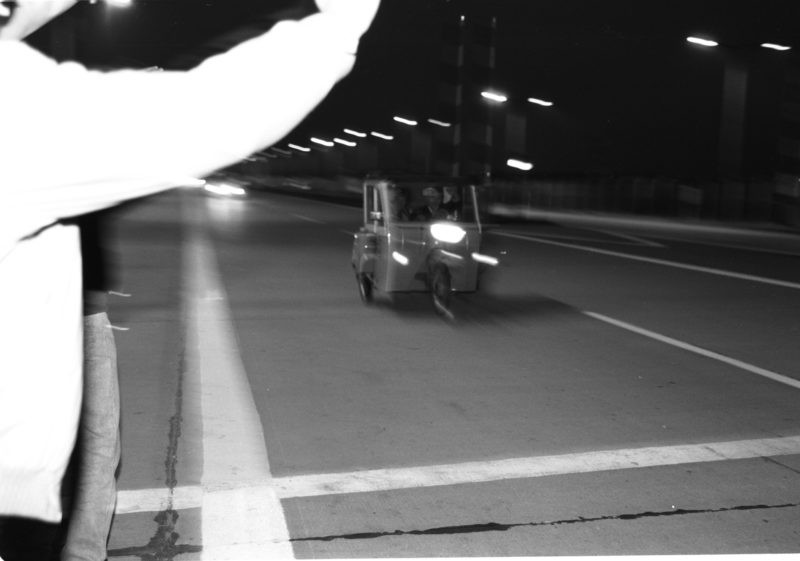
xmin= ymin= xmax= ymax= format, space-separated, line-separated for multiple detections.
xmin=0 ymin=0 xmax=380 ymax=244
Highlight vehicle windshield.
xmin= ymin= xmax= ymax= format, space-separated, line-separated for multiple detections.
xmin=388 ymin=183 xmax=476 ymax=224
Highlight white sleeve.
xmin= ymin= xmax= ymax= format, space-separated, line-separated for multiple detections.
xmin=0 ymin=10 xmax=365 ymax=242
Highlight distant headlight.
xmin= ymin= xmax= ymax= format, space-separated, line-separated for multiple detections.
xmin=430 ymin=223 xmax=466 ymax=243
xmin=204 ymin=182 xmax=246 ymax=197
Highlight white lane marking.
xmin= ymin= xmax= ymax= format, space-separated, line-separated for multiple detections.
xmin=591 ymin=228 xmax=665 ymax=247
xmin=503 ymin=231 xmax=652 ymax=247
xmin=185 ymin=204 xmax=294 ymax=559
xmin=646 ymin=233 xmax=800 ymax=258
xmin=291 ymin=213 xmax=325 ymax=224
xmin=494 ymin=231 xmax=800 ymax=290
xmin=583 ymin=311 xmax=800 ymax=390
xmin=117 ymin=434 xmax=800 ymax=509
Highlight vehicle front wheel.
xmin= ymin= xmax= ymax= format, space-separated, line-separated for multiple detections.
xmin=430 ymin=265 xmax=452 ymax=317
xmin=357 ymin=273 xmax=374 ymax=303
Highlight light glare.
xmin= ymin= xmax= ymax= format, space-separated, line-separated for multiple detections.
xmin=481 ymin=91 xmax=508 ymax=103
xmin=507 ymin=158 xmax=533 ymax=171
xmin=392 ymin=251 xmax=410 ymax=266
xmin=393 ymin=116 xmax=418 ymax=126
xmin=430 ymin=223 xmax=467 ymax=243
xmin=762 ymin=43 xmax=791 ymax=51
xmin=472 ymin=253 xmax=499 ymax=266
xmin=528 ymin=97 xmax=554 ymax=107
xmin=686 ymin=36 xmax=718 ymax=47
xmin=427 ymin=118 xmax=452 ymax=127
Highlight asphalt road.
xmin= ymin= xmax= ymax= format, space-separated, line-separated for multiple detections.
xmin=12 ymin=187 xmax=798 ymax=560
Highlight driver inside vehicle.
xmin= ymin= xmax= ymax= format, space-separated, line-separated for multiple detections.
xmin=389 ymin=185 xmax=414 ymax=221
xmin=416 ymin=186 xmax=449 ymax=221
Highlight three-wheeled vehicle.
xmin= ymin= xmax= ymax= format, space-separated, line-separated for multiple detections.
xmin=351 ymin=176 xmax=499 ymax=316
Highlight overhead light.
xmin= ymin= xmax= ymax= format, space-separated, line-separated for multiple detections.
xmin=762 ymin=42 xmax=791 ymax=51
xmin=370 ymin=131 xmax=394 ymax=140
xmin=334 ymin=138 xmax=357 ymax=147
xmin=288 ymin=143 xmax=310 ymax=152
xmin=528 ymin=97 xmax=554 ymax=107
xmin=427 ymin=118 xmax=452 ymax=128
xmin=393 ymin=116 xmax=418 ymax=126
xmin=507 ymin=158 xmax=533 ymax=171
xmin=310 ymin=137 xmax=334 ymax=147
xmin=481 ymin=91 xmax=508 ymax=103
xmin=271 ymin=147 xmax=291 ymax=156
xmin=344 ymin=128 xmax=367 ymax=138
xmin=686 ymin=36 xmax=718 ymax=47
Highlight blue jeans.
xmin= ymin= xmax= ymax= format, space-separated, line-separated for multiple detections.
xmin=61 ymin=312 xmax=120 ymax=561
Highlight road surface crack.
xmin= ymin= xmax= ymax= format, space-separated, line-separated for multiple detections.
xmin=292 ymin=501 xmax=800 ymax=542
xmin=108 ymin=346 xmax=198 ymax=560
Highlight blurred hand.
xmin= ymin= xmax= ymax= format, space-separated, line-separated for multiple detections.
xmin=315 ymin=0 xmax=380 ymax=39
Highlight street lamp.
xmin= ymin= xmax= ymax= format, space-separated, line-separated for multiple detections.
xmin=481 ymin=90 xmax=508 ymax=103
xmin=507 ymin=158 xmax=533 ymax=171
xmin=686 ymin=36 xmax=719 ymax=47
xmin=527 ymin=97 xmax=554 ymax=107
xmin=393 ymin=116 xmax=418 ymax=126
xmin=427 ymin=118 xmax=452 ymax=128
xmin=761 ymin=42 xmax=791 ymax=52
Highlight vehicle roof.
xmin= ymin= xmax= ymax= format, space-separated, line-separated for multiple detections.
xmin=363 ymin=174 xmax=474 ymax=186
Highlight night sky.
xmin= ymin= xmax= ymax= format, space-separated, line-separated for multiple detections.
xmin=31 ymin=0 xmax=800 ymax=180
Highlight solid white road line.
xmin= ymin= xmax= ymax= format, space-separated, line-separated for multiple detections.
xmin=185 ymin=201 xmax=294 ymax=560
xmin=494 ymin=231 xmax=800 ymax=290
xmin=583 ymin=311 xmax=800 ymax=390
xmin=291 ymin=213 xmax=326 ymax=224
xmin=591 ymin=229 xmax=665 ymax=247
xmin=116 ymin=433 xmax=800 ymax=511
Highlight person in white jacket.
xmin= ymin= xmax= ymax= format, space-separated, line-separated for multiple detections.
xmin=0 ymin=0 xmax=380 ymax=524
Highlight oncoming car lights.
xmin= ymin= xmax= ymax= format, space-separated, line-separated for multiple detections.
xmin=204 ymin=181 xmax=246 ymax=197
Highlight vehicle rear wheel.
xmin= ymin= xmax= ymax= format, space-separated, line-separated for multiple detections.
xmin=357 ymin=273 xmax=374 ymax=303
xmin=430 ymin=265 xmax=452 ymax=317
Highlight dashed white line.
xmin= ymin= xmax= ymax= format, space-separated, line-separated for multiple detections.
xmin=494 ymin=231 xmax=800 ymax=290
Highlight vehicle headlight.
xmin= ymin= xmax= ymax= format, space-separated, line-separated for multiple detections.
xmin=204 ymin=182 xmax=246 ymax=197
xmin=430 ymin=223 xmax=466 ymax=243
